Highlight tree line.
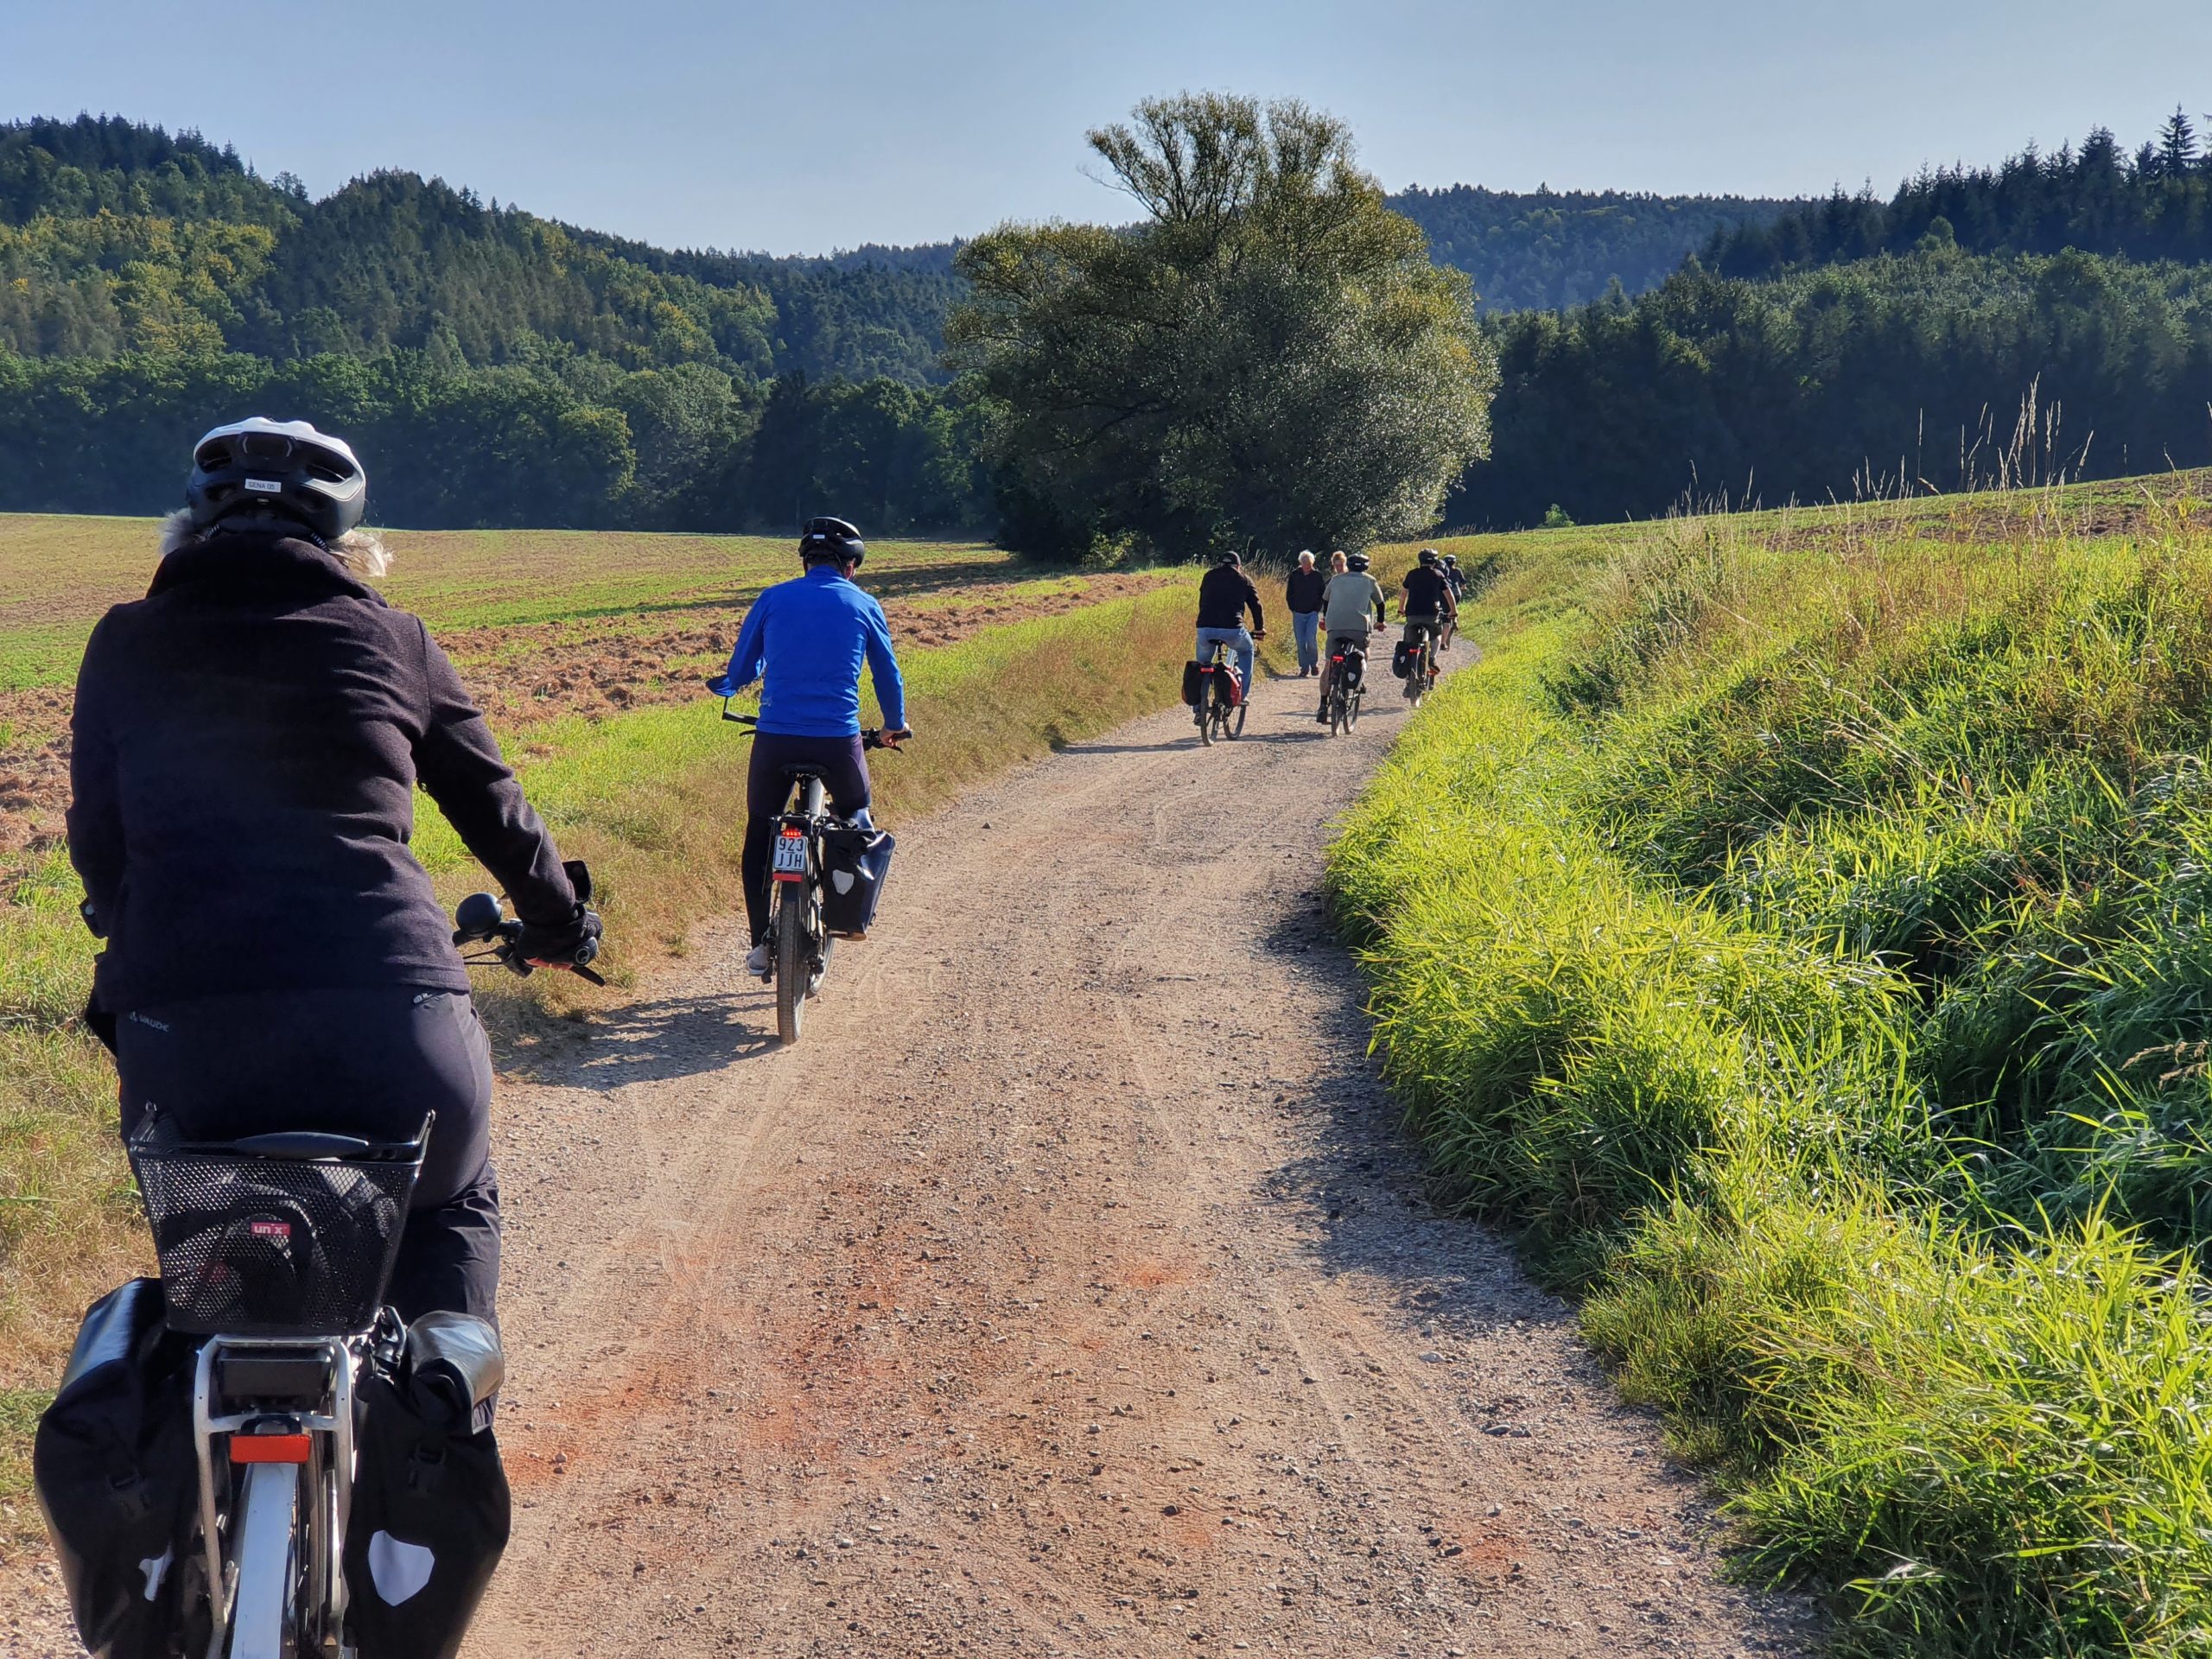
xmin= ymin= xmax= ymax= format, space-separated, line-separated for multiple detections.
xmin=1709 ymin=111 xmax=2212 ymax=277
xmin=1389 ymin=184 xmax=1790 ymax=311
xmin=1459 ymin=245 xmax=2212 ymax=529
xmin=0 ymin=349 xmax=991 ymax=533
xmin=21 ymin=110 xmax=2212 ymax=544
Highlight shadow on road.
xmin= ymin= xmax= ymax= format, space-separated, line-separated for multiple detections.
xmin=502 ymin=990 xmax=783 ymax=1088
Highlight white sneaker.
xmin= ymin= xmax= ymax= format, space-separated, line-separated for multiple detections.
xmin=744 ymin=943 xmax=772 ymax=978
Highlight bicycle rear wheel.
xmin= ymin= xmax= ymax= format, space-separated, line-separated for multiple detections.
xmin=775 ymin=883 xmax=811 ymax=1046
xmin=226 ymin=1460 xmax=298 ymax=1659
xmin=1229 ymin=699 xmax=1247 ymax=739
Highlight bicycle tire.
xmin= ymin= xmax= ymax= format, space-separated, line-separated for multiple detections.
xmin=226 ymin=1460 xmax=298 ymax=1658
xmin=1346 ymin=688 xmax=1362 ymax=731
xmin=1229 ymin=699 xmax=1247 ymax=739
xmin=775 ymin=882 xmax=810 ymax=1046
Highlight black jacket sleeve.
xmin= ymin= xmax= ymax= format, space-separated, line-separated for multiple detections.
xmin=410 ymin=620 xmax=578 ymax=927
xmin=1242 ymin=574 xmax=1264 ymax=631
xmin=66 ymin=615 xmax=124 ymax=927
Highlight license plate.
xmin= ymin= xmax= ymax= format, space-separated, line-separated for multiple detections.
xmin=772 ymin=830 xmax=808 ymax=880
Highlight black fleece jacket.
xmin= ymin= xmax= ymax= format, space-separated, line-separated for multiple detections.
xmin=1195 ymin=563 xmax=1264 ymax=631
xmin=67 ymin=531 xmax=577 ymax=1012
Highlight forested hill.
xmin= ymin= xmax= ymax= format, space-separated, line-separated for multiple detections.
xmin=0 ymin=114 xmax=1806 ymax=381
xmin=1385 ymin=185 xmax=1792 ymax=309
xmin=1707 ymin=113 xmax=2212 ymax=277
xmin=0 ymin=115 xmax=955 ymax=383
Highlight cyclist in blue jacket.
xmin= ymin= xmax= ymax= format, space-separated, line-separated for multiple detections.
xmin=709 ymin=518 xmax=912 ymax=977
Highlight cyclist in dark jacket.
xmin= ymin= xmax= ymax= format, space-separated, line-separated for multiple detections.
xmin=67 ymin=417 xmax=601 ymax=1325
xmin=1195 ymin=553 xmax=1266 ymax=702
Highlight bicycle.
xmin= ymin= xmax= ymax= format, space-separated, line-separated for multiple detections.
xmin=1193 ymin=631 xmax=1262 ymax=747
xmin=721 ymin=706 xmax=901 ymax=1046
xmin=1402 ymin=620 xmax=1443 ymax=709
xmin=1324 ymin=639 xmax=1367 ymax=735
xmin=92 ymin=892 xmax=586 ymax=1659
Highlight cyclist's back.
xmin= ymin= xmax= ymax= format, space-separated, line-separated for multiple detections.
xmin=68 ymin=418 xmax=596 ymax=1325
xmin=712 ymin=518 xmax=911 ymax=977
xmin=1314 ymin=555 xmax=1387 ymax=721
xmin=1322 ymin=567 xmax=1386 ymax=639
xmin=1402 ymin=560 xmax=1457 ymax=624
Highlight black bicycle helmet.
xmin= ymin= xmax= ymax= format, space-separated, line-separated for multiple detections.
xmin=187 ymin=417 xmax=366 ymax=543
xmin=1444 ymin=553 xmax=1459 ymax=567
xmin=1348 ymin=551 xmax=1372 ymax=571
xmin=1217 ymin=551 xmax=1243 ymax=568
xmin=799 ymin=516 xmax=865 ymax=569
xmin=1418 ymin=547 xmax=1441 ymax=567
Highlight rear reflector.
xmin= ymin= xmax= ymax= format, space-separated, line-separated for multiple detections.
xmin=231 ymin=1433 xmax=311 ymax=1465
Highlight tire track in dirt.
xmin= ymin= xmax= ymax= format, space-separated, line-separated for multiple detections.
xmin=462 ymin=664 xmax=1816 ymax=1658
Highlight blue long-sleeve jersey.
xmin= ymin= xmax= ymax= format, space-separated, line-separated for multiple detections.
xmin=716 ymin=564 xmax=907 ymax=737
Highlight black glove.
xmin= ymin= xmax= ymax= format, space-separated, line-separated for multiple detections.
xmin=518 ymin=906 xmax=602 ymax=969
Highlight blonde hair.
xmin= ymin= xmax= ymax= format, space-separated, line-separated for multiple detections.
xmin=162 ymin=509 xmax=392 ymax=580
xmin=1330 ymin=550 xmax=1348 ymax=573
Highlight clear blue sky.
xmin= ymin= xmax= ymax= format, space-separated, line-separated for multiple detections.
xmin=3 ymin=0 xmax=2206 ymax=255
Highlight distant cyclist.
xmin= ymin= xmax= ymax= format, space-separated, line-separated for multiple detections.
xmin=1195 ymin=551 xmax=1266 ymax=703
xmin=709 ymin=517 xmax=911 ymax=979
xmin=68 ymin=416 xmax=601 ymax=1327
xmin=1315 ymin=551 xmax=1388 ymax=721
xmin=1441 ymin=553 xmax=1468 ymax=647
xmin=1400 ymin=547 xmax=1459 ymax=672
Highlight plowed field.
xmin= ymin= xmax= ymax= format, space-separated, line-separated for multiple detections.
xmin=0 ymin=517 xmax=1170 ymax=850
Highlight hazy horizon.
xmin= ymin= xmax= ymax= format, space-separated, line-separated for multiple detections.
xmin=4 ymin=0 xmax=2208 ymax=257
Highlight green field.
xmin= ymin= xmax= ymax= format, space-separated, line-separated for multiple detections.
xmin=1342 ymin=476 xmax=2212 ymax=1655
xmin=0 ymin=516 xmax=1212 ymax=1532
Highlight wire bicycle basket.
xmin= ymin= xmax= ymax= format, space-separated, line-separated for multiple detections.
xmin=126 ymin=1111 xmax=430 ymax=1337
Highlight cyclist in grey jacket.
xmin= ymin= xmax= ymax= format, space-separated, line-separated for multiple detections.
xmin=1315 ymin=553 xmax=1388 ymax=721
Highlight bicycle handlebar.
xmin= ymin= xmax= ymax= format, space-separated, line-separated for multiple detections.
xmin=453 ymin=893 xmax=606 ymax=987
xmin=721 ymin=696 xmax=908 ymax=752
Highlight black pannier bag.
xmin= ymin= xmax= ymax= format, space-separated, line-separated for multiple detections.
xmin=820 ymin=826 xmax=896 ymax=938
xmin=1391 ymin=639 xmax=1414 ymax=679
xmin=1180 ymin=660 xmax=1205 ymax=707
xmin=344 ymin=1313 xmax=510 ymax=1659
xmin=34 ymin=1278 xmax=200 ymax=1659
xmin=1340 ymin=645 xmax=1366 ymax=688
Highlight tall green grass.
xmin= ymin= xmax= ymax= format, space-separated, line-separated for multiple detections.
xmin=1343 ymin=500 xmax=2212 ymax=1655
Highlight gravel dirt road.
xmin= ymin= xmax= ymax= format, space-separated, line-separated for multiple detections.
xmin=468 ymin=670 xmax=1810 ymax=1657
xmin=3 ymin=664 xmax=1815 ymax=1657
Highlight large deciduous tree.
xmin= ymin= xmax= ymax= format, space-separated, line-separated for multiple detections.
xmin=948 ymin=93 xmax=1497 ymax=559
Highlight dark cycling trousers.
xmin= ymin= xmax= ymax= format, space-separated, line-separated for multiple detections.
xmin=113 ymin=987 xmax=499 ymax=1325
xmin=742 ymin=731 xmax=873 ymax=946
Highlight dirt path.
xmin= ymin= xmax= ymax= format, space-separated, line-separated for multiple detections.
xmin=3 ymin=665 xmax=1814 ymax=1657
xmin=466 ymin=671 xmax=1809 ymax=1657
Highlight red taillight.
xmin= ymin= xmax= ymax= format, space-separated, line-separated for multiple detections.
xmin=231 ymin=1433 xmax=311 ymax=1465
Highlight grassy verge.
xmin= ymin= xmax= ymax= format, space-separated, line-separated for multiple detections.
xmin=1341 ymin=495 xmax=2212 ymax=1656
xmin=0 ymin=574 xmax=1214 ymax=1538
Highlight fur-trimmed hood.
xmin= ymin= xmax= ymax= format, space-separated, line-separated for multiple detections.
xmin=159 ymin=509 xmax=391 ymax=580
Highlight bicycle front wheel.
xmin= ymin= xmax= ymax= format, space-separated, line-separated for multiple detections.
xmin=775 ymin=882 xmax=811 ymax=1046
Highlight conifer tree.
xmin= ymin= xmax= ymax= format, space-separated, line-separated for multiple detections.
xmin=2158 ymin=105 xmax=2198 ymax=178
